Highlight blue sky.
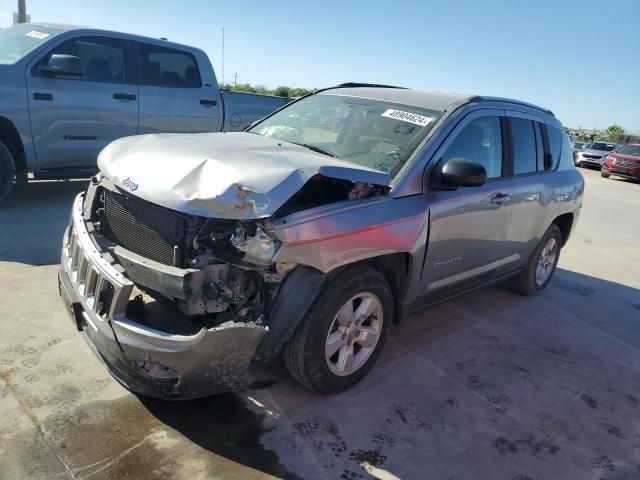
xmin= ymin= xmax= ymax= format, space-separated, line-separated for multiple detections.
xmin=1 ymin=0 xmax=638 ymax=131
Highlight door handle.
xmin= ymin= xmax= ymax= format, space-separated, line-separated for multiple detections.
xmin=113 ymin=93 xmax=136 ymax=101
xmin=33 ymin=92 xmax=53 ymax=101
xmin=200 ymin=99 xmax=217 ymax=107
xmin=490 ymin=192 xmax=511 ymax=205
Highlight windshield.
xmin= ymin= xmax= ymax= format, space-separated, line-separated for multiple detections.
xmin=617 ymin=145 xmax=640 ymax=157
xmin=249 ymin=93 xmax=443 ymax=178
xmin=0 ymin=24 xmax=63 ymax=65
xmin=586 ymin=142 xmax=616 ymax=151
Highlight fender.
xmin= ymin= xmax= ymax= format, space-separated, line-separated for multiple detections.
xmin=255 ymin=265 xmax=326 ymax=361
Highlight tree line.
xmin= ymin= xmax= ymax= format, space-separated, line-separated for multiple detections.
xmin=220 ymin=83 xmax=312 ymax=98
xmin=572 ymin=124 xmax=639 ymax=144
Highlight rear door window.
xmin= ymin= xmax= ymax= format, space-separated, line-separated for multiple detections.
xmin=510 ymin=118 xmax=537 ymax=175
xmin=138 ymin=43 xmax=201 ymax=88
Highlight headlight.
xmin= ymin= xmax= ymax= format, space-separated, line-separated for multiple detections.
xmin=230 ymin=225 xmax=277 ymax=264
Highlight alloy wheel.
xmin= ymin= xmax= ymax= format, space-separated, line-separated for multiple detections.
xmin=324 ymin=292 xmax=383 ymax=376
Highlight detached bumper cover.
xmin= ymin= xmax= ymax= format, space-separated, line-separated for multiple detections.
xmin=59 ymin=193 xmax=267 ymax=399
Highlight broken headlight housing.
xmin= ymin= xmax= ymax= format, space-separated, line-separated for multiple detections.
xmin=196 ymin=220 xmax=280 ymax=265
xmin=230 ymin=225 xmax=278 ymax=264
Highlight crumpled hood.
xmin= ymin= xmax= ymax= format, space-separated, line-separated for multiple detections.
xmin=98 ymin=132 xmax=390 ymax=219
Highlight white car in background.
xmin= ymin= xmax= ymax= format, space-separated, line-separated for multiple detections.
xmin=574 ymin=141 xmax=620 ymax=169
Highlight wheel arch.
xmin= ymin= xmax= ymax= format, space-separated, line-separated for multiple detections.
xmin=552 ymin=212 xmax=573 ymax=246
xmin=348 ymin=253 xmax=411 ymax=325
xmin=256 ymin=253 xmax=411 ymax=361
xmin=0 ymin=116 xmax=27 ymax=180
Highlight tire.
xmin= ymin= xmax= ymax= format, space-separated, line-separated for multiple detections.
xmin=509 ymin=224 xmax=562 ymax=296
xmin=283 ymin=264 xmax=392 ymax=393
xmin=0 ymin=142 xmax=16 ymax=204
xmin=601 ymin=172 xmax=610 ymax=178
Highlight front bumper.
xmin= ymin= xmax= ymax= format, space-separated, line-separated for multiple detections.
xmin=602 ymin=164 xmax=640 ymax=180
xmin=577 ymin=156 xmax=604 ymax=167
xmin=58 ymin=193 xmax=267 ymax=399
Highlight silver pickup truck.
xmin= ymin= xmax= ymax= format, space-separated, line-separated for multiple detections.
xmin=58 ymin=84 xmax=584 ymax=399
xmin=0 ymin=23 xmax=289 ymax=202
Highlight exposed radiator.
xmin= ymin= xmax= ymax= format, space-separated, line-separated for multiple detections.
xmin=101 ymin=188 xmax=202 ymax=267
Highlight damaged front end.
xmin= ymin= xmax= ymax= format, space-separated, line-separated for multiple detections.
xmin=59 ymin=191 xmax=274 ymax=398
xmin=58 ymin=133 xmax=392 ymax=399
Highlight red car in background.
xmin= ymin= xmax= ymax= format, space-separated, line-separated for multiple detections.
xmin=602 ymin=144 xmax=640 ymax=181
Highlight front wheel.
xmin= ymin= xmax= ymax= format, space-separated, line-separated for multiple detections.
xmin=601 ymin=172 xmax=610 ymax=178
xmin=283 ymin=265 xmax=392 ymax=393
xmin=509 ymin=224 xmax=562 ymax=296
xmin=0 ymin=142 xmax=16 ymax=204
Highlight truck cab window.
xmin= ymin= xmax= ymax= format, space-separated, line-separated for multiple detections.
xmin=138 ymin=44 xmax=201 ymax=88
xmin=35 ymin=36 xmax=126 ymax=83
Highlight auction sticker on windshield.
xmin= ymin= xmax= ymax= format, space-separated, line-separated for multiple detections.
xmin=381 ymin=109 xmax=434 ymax=127
xmin=24 ymin=31 xmax=51 ymax=39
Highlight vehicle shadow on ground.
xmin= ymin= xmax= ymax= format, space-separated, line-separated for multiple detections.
xmin=0 ymin=180 xmax=86 ymax=267
xmin=139 ymin=393 xmax=302 ymax=479
xmin=137 ymin=267 xmax=640 ymax=479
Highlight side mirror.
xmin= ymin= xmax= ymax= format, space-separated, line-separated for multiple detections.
xmin=41 ymin=54 xmax=83 ymax=77
xmin=438 ymin=157 xmax=487 ymax=188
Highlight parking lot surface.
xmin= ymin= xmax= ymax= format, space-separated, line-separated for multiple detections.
xmin=0 ymin=169 xmax=638 ymax=480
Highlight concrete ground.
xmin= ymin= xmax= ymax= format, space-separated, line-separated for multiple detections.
xmin=0 ymin=169 xmax=638 ymax=480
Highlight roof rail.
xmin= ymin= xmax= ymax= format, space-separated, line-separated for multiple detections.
xmin=335 ymin=82 xmax=408 ymax=90
xmin=474 ymin=96 xmax=554 ymax=117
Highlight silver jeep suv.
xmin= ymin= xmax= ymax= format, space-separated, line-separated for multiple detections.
xmin=58 ymin=84 xmax=584 ymax=399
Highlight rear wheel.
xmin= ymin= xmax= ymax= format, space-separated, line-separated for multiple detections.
xmin=509 ymin=224 xmax=562 ymax=296
xmin=0 ymin=142 xmax=16 ymax=204
xmin=283 ymin=265 xmax=392 ymax=393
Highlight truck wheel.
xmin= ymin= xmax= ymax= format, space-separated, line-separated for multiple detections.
xmin=509 ymin=224 xmax=562 ymax=296
xmin=283 ymin=265 xmax=392 ymax=393
xmin=0 ymin=142 xmax=16 ymax=204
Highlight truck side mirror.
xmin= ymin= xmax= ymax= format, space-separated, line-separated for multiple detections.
xmin=431 ymin=157 xmax=487 ymax=190
xmin=41 ymin=54 xmax=83 ymax=77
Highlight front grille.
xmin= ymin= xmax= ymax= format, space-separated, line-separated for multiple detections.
xmin=582 ymin=154 xmax=602 ymax=159
xmin=101 ymin=188 xmax=202 ymax=266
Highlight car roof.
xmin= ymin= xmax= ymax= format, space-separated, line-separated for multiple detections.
xmin=319 ymin=85 xmax=555 ymax=118
xmin=320 ymin=86 xmax=471 ymax=112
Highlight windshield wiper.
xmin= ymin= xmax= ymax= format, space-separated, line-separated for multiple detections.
xmin=290 ymin=142 xmax=337 ymax=158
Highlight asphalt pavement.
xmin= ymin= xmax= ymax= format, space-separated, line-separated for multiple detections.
xmin=0 ymin=169 xmax=638 ymax=480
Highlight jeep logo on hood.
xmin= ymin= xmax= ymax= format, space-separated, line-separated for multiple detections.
xmin=121 ymin=177 xmax=139 ymax=191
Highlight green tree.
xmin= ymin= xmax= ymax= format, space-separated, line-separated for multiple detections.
xmin=253 ymin=84 xmax=269 ymax=94
xmin=288 ymin=87 xmax=311 ymax=98
xmin=605 ymin=124 xmax=625 ymax=142
xmin=274 ymin=86 xmax=290 ymax=98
